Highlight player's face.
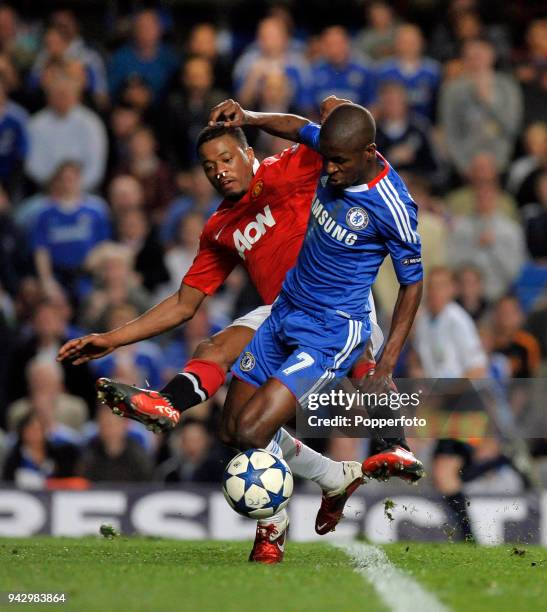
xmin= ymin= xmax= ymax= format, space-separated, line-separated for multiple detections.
xmin=199 ymin=136 xmax=255 ymax=200
xmin=319 ymin=143 xmax=373 ymax=189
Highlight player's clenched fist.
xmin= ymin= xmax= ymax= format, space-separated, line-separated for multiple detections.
xmin=319 ymin=95 xmax=353 ymax=123
xmin=209 ymin=98 xmax=249 ymax=128
xmin=57 ymin=333 xmax=116 ymax=365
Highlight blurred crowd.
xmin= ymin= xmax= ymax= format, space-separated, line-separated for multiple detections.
xmin=0 ymin=0 xmax=545 ymax=490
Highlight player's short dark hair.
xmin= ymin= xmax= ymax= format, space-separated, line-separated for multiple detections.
xmin=321 ymin=103 xmax=376 ymax=150
xmin=196 ymin=125 xmax=248 ymax=154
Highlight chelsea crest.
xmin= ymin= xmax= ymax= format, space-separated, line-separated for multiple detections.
xmin=346 ymin=207 xmax=369 ymax=230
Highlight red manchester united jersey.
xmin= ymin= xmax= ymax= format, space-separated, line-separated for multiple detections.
xmin=183 ymin=144 xmax=323 ymax=304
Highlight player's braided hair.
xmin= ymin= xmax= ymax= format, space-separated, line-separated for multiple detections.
xmin=196 ymin=124 xmax=249 ymax=153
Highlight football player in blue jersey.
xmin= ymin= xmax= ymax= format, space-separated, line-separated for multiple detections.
xmin=209 ymin=98 xmax=424 ymax=561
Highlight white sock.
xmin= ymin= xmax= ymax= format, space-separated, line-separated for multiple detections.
xmin=265 ymin=435 xmax=283 ymax=459
xmin=277 ymin=428 xmax=344 ymax=492
xmin=258 ymin=508 xmax=288 ymax=530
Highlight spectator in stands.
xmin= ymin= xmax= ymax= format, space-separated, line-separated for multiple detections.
xmin=156 ymin=419 xmax=227 ymax=483
xmin=115 ymin=207 xmax=168 ymax=292
xmin=430 ymin=5 xmax=511 ymax=69
xmin=375 ymin=81 xmax=439 ymax=179
xmin=354 ymin=0 xmax=398 ymax=60
xmin=310 ymin=26 xmax=375 ymax=111
xmin=50 ymin=9 xmax=109 ymax=108
xmin=79 ymin=404 xmax=153 ymax=482
xmin=107 ymin=103 xmax=142 ymax=175
xmin=515 ymin=19 xmax=547 ymax=127
xmin=161 ymin=212 xmax=204 ymax=297
xmin=455 ymin=265 xmax=489 ymax=322
xmin=448 ymin=179 xmax=526 ymax=300
xmin=0 ymin=5 xmax=38 ymax=72
xmin=376 ymin=24 xmax=440 ymax=121
xmin=233 ymin=17 xmax=312 ymax=114
xmin=187 ymin=22 xmax=232 ymax=92
xmin=8 ymin=299 xmax=96 ymax=411
xmin=0 ymin=50 xmax=20 ymax=97
xmin=107 ymin=174 xmax=145 ymax=220
xmin=108 ymin=9 xmax=178 ymax=104
xmin=0 ymin=73 xmax=28 ymax=199
xmin=25 ymin=73 xmax=107 ymax=191
xmin=446 ymin=152 xmax=519 ymax=221
xmin=491 ymin=296 xmax=542 ymax=378
xmin=80 ymin=241 xmax=151 ymax=331
xmin=525 ymin=293 xmax=547 ymax=359
xmin=2 ymin=413 xmax=79 ymax=487
xmin=30 ymin=161 xmax=111 ymax=300
xmin=440 ymin=38 xmax=523 ymax=175
xmin=161 ymin=165 xmax=220 ymax=245
xmin=512 ymin=125 xmax=547 ymax=210
xmin=0 ymin=187 xmax=31 ymax=295
xmin=163 ymin=55 xmax=226 ymax=172
xmin=522 ymin=171 xmax=547 ymax=261
xmin=7 ymin=357 xmax=87 ymax=433
xmin=507 ymin=122 xmax=547 ymax=201
xmin=118 ymin=74 xmax=154 ymax=126
xmin=115 ymin=126 xmax=174 ymax=219
xmin=413 ymin=267 xmax=489 ymax=541
xmin=28 ymin=26 xmax=74 ymax=91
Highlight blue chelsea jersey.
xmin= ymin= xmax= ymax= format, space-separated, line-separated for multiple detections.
xmin=281 ymin=122 xmax=423 ymax=319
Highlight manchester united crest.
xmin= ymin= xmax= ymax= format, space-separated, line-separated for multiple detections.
xmin=251 ymin=179 xmax=264 ymax=199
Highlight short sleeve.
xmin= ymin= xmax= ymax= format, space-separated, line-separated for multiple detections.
xmin=274 ymin=142 xmax=323 ymax=182
xmin=182 ymin=228 xmax=239 ymax=296
xmin=375 ymin=184 xmax=423 ymax=285
xmin=31 ymin=211 xmax=48 ymax=251
xmin=298 ymin=123 xmax=321 ymax=152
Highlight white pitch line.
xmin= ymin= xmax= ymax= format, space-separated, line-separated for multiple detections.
xmin=335 ymin=541 xmax=449 ymax=612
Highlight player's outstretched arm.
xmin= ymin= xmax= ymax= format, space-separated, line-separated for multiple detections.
xmin=209 ymin=98 xmax=309 ymax=142
xmin=57 ymin=284 xmax=206 ymax=365
xmin=362 ymin=280 xmax=423 ymax=392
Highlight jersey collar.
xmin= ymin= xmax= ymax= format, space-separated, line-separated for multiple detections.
xmin=344 ymin=151 xmax=390 ymax=193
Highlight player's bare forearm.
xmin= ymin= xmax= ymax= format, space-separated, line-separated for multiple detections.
xmin=209 ymin=98 xmax=309 ymax=142
xmin=108 ymin=285 xmax=204 ymax=347
xmin=57 ymin=284 xmax=206 ymax=365
xmin=376 ymin=280 xmax=423 ymax=375
xmin=245 ymin=111 xmax=309 ymax=142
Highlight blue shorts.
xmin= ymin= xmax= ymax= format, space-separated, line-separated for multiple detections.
xmin=232 ymin=293 xmax=370 ymax=405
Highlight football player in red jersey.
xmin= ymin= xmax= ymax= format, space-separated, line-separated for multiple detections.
xmin=58 ymin=97 xmax=421 ymax=563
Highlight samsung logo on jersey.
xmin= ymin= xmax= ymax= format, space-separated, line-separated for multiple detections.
xmin=311 ymin=198 xmax=357 ymax=245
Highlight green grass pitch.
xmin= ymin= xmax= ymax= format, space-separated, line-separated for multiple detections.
xmin=1 ymin=538 xmax=546 ymax=611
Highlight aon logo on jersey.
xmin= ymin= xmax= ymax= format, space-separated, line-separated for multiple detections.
xmin=233 ymin=205 xmax=276 ymax=259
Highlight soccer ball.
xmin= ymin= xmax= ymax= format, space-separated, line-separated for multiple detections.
xmin=222 ymin=449 xmax=294 ymax=519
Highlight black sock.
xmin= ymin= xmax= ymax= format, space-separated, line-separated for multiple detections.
xmin=445 ymin=492 xmax=474 ymax=542
xmin=161 ymin=373 xmax=209 ymax=413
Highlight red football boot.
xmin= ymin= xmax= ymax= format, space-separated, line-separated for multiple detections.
xmin=315 ymin=461 xmax=365 ymax=535
xmin=96 ymin=378 xmax=180 ymax=433
xmin=362 ymin=445 xmax=424 ymax=483
xmin=249 ymin=511 xmax=289 ymax=564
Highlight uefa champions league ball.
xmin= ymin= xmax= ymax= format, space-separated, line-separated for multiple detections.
xmin=223 ymin=449 xmax=294 ymax=519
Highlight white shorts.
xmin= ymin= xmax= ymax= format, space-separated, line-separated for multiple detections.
xmin=228 ymin=294 xmax=384 ymax=357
